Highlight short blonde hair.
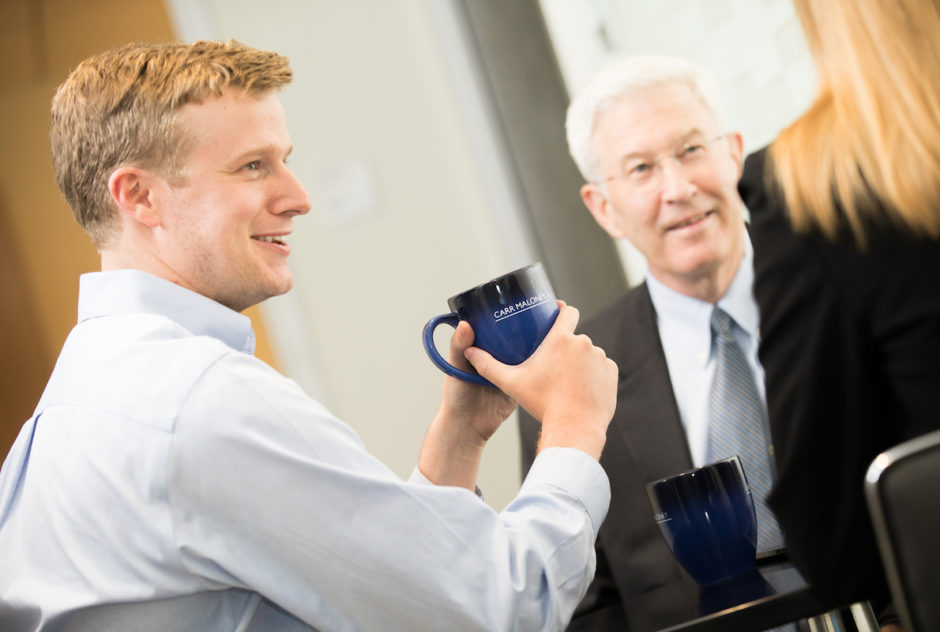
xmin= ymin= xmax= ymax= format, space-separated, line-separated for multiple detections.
xmin=770 ymin=0 xmax=940 ymax=244
xmin=50 ymin=40 xmax=293 ymax=248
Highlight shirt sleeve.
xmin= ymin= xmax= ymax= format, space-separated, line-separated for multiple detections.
xmin=168 ymin=352 xmax=610 ymax=632
xmin=408 ymin=466 xmax=487 ymax=501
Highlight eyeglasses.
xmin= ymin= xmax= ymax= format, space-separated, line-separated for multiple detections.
xmin=598 ymin=134 xmax=728 ymax=192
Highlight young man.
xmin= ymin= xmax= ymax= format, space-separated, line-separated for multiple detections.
xmin=519 ymin=56 xmax=781 ymax=631
xmin=0 ymin=40 xmax=617 ymax=631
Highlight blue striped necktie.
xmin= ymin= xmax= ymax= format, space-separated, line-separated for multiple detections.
xmin=706 ymin=307 xmax=784 ymax=552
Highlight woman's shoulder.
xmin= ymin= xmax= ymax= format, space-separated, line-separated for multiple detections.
xmin=738 ymin=146 xmax=779 ymax=219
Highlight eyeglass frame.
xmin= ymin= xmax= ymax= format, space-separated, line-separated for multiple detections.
xmin=595 ymin=133 xmax=730 ymax=190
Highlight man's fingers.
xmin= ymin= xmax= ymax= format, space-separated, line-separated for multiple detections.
xmin=464 ymin=346 xmax=502 ymax=383
xmin=450 ymin=321 xmax=474 ymax=352
xmin=459 ymin=302 xmax=579 ymax=390
xmin=447 ymin=321 xmax=475 ymax=368
xmin=550 ymin=302 xmax=580 ymax=337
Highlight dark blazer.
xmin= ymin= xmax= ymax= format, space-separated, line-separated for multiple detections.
xmin=740 ymin=147 xmax=940 ymax=615
xmin=519 ymin=284 xmax=701 ymax=631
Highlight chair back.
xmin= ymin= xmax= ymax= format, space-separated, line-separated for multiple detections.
xmin=865 ymin=428 xmax=940 ymax=632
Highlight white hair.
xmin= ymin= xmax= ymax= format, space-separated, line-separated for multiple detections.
xmin=566 ymin=55 xmax=727 ymax=183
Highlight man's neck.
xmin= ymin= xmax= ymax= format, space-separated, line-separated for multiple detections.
xmin=100 ymin=241 xmax=186 ymax=291
xmin=650 ymin=244 xmax=746 ymax=305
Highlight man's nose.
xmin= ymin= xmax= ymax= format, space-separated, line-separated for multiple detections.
xmin=277 ymin=167 xmax=311 ymax=216
xmin=658 ymin=158 xmax=696 ymax=202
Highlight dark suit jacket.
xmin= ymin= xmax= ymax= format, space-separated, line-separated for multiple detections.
xmin=519 ymin=284 xmax=701 ymax=632
xmin=740 ymin=147 xmax=940 ymax=616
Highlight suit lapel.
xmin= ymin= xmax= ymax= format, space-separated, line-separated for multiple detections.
xmin=597 ymin=285 xmax=694 ymax=483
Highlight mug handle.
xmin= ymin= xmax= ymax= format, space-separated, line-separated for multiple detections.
xmin=422 ymin=313 xmax=494 ymax=387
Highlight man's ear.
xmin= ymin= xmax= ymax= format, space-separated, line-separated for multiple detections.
xmin=725 ymin=131 xmax=745 ymax=177
xmin=107 ymin=166 xmax=161 ymax=228
xmin=581 ymin=183 xmax=625 ymax=239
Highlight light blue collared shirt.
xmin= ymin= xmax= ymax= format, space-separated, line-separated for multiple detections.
xmin=0 ymin=270 xmax=610 ymax=631
xmin=645 ymin=233 xmax=765 ymax=466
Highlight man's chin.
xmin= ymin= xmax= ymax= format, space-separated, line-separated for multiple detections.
xmin=275 ymin=274 xmax=294 ymax=296
xmin=254 ymin=280 xmax=292 ymax=306
xmin=261 ymin=266 xmax=294 ymax=294
xmin=224 ymin=277 xmax=294 ymax=313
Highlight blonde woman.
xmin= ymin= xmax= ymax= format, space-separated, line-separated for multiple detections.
xmin=739 ymin=0 xmax=940 ymax=629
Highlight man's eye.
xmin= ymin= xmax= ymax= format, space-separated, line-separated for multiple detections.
xmin=244 ymin=161 xmax=261 ymax=171
xmin=681 ymin=143 xmax=705 ymax=157
xmin=627 ymin=162 xmax=651 ymax=178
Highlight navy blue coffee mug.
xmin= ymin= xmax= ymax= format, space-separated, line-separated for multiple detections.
xmin=423 ymin=263 xmax=558 ymax=387
xmin=646 ymin=456 xmax=758 ymax=585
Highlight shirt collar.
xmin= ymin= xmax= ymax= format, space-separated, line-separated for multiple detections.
xmin=645 ymin=229 xmax=758 ymax=367
xmin=715 ymin=236 xmax=759 ymax=341
xmin=77 ymin=270 xmax=256 ymax=354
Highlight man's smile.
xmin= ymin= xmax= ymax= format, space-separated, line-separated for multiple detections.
xmin=665 ymin=210 xmax=714 ymax=232
xmin=251 ymin=233 xmax=289 ymax=246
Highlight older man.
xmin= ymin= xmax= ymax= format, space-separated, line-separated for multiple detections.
xmin=519 ymin=56 xmax=783 ymax=631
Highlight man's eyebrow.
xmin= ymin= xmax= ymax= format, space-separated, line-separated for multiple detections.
xmin=230 ymin=144 xmax=294 ymax=164
xmin=620 ymin=128 xmax=708 ymax=163
xmin=675 ymin=128 xmax=709 ymax=145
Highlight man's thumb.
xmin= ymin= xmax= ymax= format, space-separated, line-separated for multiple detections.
xmin=464 ymin=347 xmax=502 ymax=383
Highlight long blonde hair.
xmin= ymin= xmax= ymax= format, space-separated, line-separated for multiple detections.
xmin=770 ymin=0 xmax=940 ymax=244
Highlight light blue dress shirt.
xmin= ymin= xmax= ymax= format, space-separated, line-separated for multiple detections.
xmin=645 ymin=233 xmax=765 ymax=466
xmin=0 ymin=270 xmax=610 ymax=631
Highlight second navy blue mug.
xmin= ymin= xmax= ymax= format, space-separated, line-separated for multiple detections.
xmin=422 ymin=263 xmax=559 ymax=387
xmin=646 ymin=456 xmax=758 ymax=585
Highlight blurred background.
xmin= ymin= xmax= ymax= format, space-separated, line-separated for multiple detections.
xmin=0 ymin=0 xmax=812 ymax=510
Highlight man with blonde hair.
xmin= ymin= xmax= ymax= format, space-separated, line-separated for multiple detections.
xmin=519 ymin=55 xmax=784 ymax=631
xmin=0 ymin=40 xmax=618 ymax=631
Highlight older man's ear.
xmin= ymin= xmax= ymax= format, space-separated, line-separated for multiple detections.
xmin=581 ymin=183 xmax=625 ymax=239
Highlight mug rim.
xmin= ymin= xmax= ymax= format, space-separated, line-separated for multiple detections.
xmin=447 ymin=262 xmax=545 ymax=303
xmin=645 ymin=455 xmax=742 ymax=490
